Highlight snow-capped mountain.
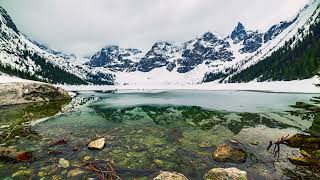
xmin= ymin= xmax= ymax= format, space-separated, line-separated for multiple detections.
xmin=0 ymin=6 xmax=114 ymax=85
xmin=86 ymin=45 xmax=143 ymax=72
xmin=220 ymin=0 xmax=320 ymax=83
xmin=230 ymin=23 xmax=264 ymax=53
xmin=85 ymin=0 xmax=320 ymax=86
xmin=0 ymin=0 xmax=319 ymax=86
xmin=137 ymin=42 xmax=180 ymax=72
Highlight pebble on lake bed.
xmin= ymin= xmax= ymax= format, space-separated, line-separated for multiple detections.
xmin=88 ymin=138 xmax=106 ymax=150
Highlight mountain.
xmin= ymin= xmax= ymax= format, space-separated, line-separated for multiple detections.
xmin=204 ymin=0 xmax=320 ymax=83
xmin=137 ymin=42 xmax=180 ymax=72
xmin=0 ymin=6 xmax=114 ymax=85
xmin=1 ymin=0 xmax=319 ymax=86
xmin=86 ymin=1 xmax=319 ymax=86
xmin=227 ymin=4 xmax=320 ymax=82
xmin=263 ymin=17 xmax=298 ymax=43
xmin=86 ymin=45 xmax=143 ymax=72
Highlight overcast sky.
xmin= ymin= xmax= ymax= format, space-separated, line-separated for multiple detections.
xmin=1 ymin=0 xmax=310 ymax=56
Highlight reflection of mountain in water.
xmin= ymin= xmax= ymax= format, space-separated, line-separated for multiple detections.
xmin=90 ymin=105 xmax=312 ymax=134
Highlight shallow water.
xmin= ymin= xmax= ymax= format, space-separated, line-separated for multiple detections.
xmin=0 ymin=90 xmax=318 ymax=179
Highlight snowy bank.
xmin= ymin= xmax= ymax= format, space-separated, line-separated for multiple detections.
xmin=0 ymin=73 xmax=38 ymax=84
xmin=59 ymin=77 xmax=320 ymax=94
xmin=2 ymin=72 xmax=319 ymax=94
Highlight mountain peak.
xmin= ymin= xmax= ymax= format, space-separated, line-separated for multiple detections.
xmin=230 ymin=22 xmax=247 ymax=43
xmin=236 ymin=22 xmax=246 ymax=30
xmin=201 ymin=32 xmax=220 ymax=42
xmin=102 ymin=45 xmax=119 ymax=50
xmin=152 ymin=41 xmax=173 ymax=47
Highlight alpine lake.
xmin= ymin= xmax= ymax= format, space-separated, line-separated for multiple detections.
xmin=0 ymin=90 xmax=320 ymax=179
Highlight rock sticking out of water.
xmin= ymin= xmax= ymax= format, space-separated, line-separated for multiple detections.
xmin=153 ymin=171 xmax=189 ymax=180
xmin=88 ymin=138 xmax=106 ymax=150
xmin=212 ymin=144 xmax=247 ymax=163
xmin=203 ymin=167 xmax=247 ymax=180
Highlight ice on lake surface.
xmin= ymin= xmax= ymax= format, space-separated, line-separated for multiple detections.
xmin=86 ymin=90 xmax=316 ymax=112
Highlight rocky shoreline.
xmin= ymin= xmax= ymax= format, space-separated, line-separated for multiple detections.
xmin=0 ymin=82 xmax=71 ymax=106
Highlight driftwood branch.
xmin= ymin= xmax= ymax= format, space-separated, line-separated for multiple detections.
xmin=267 ymin=134 xmax=290 ymax=158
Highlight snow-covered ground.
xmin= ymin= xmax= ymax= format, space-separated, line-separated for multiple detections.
xmin=58 ymin=76 xmax=320 ymax=94
xmin=1 ymin=72 xmax=319 ymax=93
xmin=0 ymin=73 xmax=38 ymax=83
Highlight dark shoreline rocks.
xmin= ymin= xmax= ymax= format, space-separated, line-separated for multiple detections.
xmin=0 ymin=82 xmax=71 ymax=105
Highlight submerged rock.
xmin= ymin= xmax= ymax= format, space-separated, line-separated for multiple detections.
xmin=83 ymin=155 xmax=94 ymax=161
xmin=203 ymin=167 xmax=247 ymax=180
xmin=67 ymin=168 xmax=84 ymax=177
xmin=15 ymin=152 xmax=32 ymax=162
xmin=0 ymin=147 xmax=32 ymax=162
xmin=153 ymin=171 xmax=188 ymax=180
xmin=12 ymin=168 xmax=32 ymax=178
xmin=198 ymin=141 xmax=211 ymax=148
xmin=212 ymin=144 xmax=247 ymax=163
xmin=59 ymin=158 xmax=70 ymax=168
xmin=293 ymin=102 xmax=313 ymax=109
xmin=307 ymin=105 xmax=320 ymax=112
xmin=88 ymin=138 xmax=106 ymax=150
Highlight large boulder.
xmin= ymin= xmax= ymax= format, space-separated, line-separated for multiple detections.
xmin=153 ymin=171 xmax=188 ymax=180
xmin=204 ymin=167 xmax=247 ymax=180
xmin=0 ymin=82 xmax=71 ymax=105
xmin=212 ymin=144 xmax=247 ymax=163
